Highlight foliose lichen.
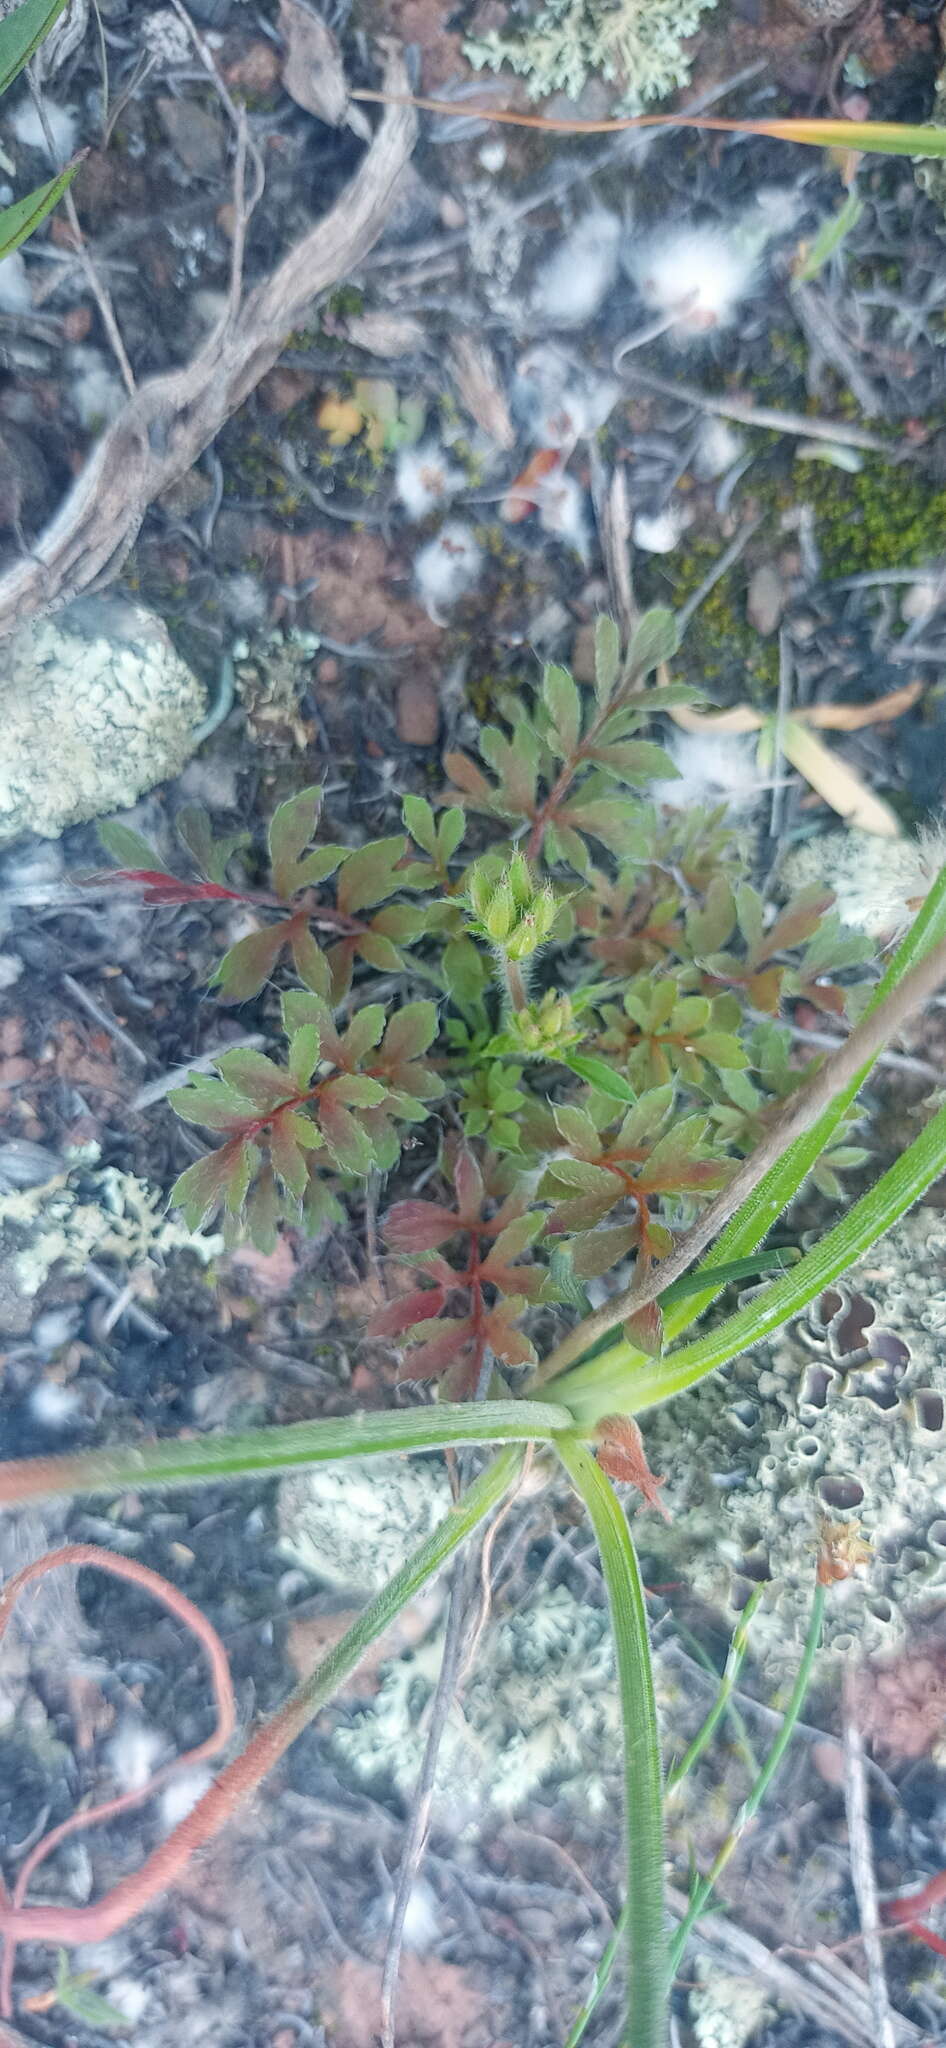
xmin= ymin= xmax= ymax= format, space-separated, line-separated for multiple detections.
xmin=330 ymin=1583 xmax=627 ymax=1821
xmin=465 ymin=0 xmax=718 ymax=113
xmin=277 ymin=1456 xmax=453 ymax=1598
xmin=689 ymin=1960 xmax=773 ymax=2048
xmin=0 ymin=1149 xmax=221 ymax=1330
xmin=0 ymin=596 xmax=206 ymax=844
xmin=781 ymin=826 xmax=946 ymax=939
xmin=637 ymin=1207 xmax=946 ymax=1684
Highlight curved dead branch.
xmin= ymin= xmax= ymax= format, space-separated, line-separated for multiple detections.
xmin=0 ymin=46 xmax=416 ymax=640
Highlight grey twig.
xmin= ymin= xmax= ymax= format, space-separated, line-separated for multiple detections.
xmin=25 ymin=66 xmax=136 ymax=396
xmin=379 ymin=1536 xmax=480 ymax=2048
xmin=618 ymin=366 xmax=904 ymax=457
xmin=62 ymin=973 xmax=148 ymax=1069
xmin=130 ymin=1032 xmax=265 ymax=1109
xmin=842 ymin=1679 xmax=897 ymax=2048
xmin=676 ymin=517 xmax=762 ymax=632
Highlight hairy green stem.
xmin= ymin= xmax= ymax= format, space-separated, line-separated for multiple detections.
xmin=556 ymin=1435 xmax=667 ymax=2048
xmin=0 ymin=1401 xmax=570 ymax=1508
xmin=563 ymin=1589 xmax=765 ymax=2048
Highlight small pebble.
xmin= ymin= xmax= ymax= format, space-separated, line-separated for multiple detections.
xmin=396 ymin=676 xmax=440 ymax=747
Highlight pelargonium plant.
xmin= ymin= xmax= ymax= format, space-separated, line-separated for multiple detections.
xmin=3 ymin=610 xmax=946 ymax=2046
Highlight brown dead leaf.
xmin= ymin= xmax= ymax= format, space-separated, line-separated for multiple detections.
xmin=804 ymin=679 xmax=923 ymax=730
xmin=278 ymin=0 xmax=370 ymax=136
xmin=779 ymin=720 xmax=900 ymax=837
xmin=449 ymin=334 xmax=515 ymax=451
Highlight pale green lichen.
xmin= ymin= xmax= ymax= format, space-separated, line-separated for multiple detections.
xmin=331 ymin=1584 xmax=625 ymax=1820
xmin=689 ymin=1961 xmax=773 ymax=2048
xmin=277 ymin=1457 xmax=452 ymax=1598
xmin=781 ymin=826 xmax=946 ymax=940
xmin=0 ymin=596 xmax=207 ymax=845
xmin=638 ymin=1207 xmax=946 ymax=1683
xmin=465 ymin=0 xmax=718 ymax=112
xmin=0 ymin=1152 xmax=221 ymax=1316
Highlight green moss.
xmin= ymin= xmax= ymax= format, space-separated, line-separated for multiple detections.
xmin=800 ymin=457 xmax=946 ymax=576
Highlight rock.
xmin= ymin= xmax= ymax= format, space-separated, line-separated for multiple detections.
xmin=746 ymin=560 xmax=786 ymax=636
xmin=222 ymin=39 xmax=281 ymax=96
xmin=396 ymin=676 xmax=440 ymax=746
xmin=258 ymin=367 xmax=318 ymax=414
xmin=156 ymin=94 xmax=226 ymax=178
xmin=0 ymin=596 xmax=207 ymax=845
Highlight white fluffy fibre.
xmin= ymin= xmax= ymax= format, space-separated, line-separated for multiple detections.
xmin=531 ymin=207 xmax=621 ymax=329
xmin=107 ymin=1721 xmax=165 ymax=1794
xmin=632 ymin=504 xmax=691 ymax=554
xmin=513 ymin=344 xmax=618 ymax=449
xmin=630 ymin=224 xmax=756 ymax=337
xmin=67 ymin=346 xmax=126 ymax=429
xmin=536 ymin=466 xmax=590 ymax=559
xmin=651 ymin=730 xmax=759 ymax=811
xmin=0 ymin=251 xmax=31 ymax=312
xmin=414 ymin=521 xmax=483 ymax=620
xmin=395 ymin=441 xmax=465 ymax=520
xmin=692 ymin=417 xmax=745 ymax=480
xmin=160 ymin=1764 xmax=213 ymax=1832
xmin=10 ymin=97 xmax=78 ymax=159
xmin=103 ymin=1978 xmax=150 ymax=2026
xmin=27 ymin=1379 xmax=81 ymax=1427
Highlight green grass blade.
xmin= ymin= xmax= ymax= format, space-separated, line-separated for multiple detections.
xmin=0 ymin=0 xmax=70 ymax=95
xmin=0 ymin=162 xmax=77 ymax=260
xmin=563 ymin=1589 xmax=764 ymax=2048
xmin=667 ymin=1580 xmax=824 ymax=1975
xmin=597 ymin=1094 xmax=946 ymax=1419
xmin=556 ymin=1434 xmax=667 ymax=2048
xmin=0 ymin=1398 xmax=573 ymax=1507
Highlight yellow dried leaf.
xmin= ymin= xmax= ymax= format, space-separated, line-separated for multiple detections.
xmin=779 ymin=718 xmax=900 ymax=837
xmin=316 ymin=395 xmax=364 ymax=446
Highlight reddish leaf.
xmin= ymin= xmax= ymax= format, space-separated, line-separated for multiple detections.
xmin=594 ymin=1415 xmax=670 ymax=1519
xmin=317 ymin=1090 xmax=375 ymax=1175
xmin=745 ymin=966 xmax=783 ymax=1014
xmin=380 ymin=1001 xmax=438 ymax=1066
xmin=340 ymin=1005 xmax=386 ymax=1065
xmin=453 ymin=1147 xmax=484 ymax=1225
xmin=383 ymin=1200 xmax=462 ymax=1252
xmin=92 ymin=869 xmax=248 ymax=904
xmin=571 ymin=1223 xmax=639 ymax=1280
xmin=401 ymin=1316 xmax=476 ymax=1380
xmin=215 ymin=1047 xmax=293 ymax=1110
xmin=442 ymin=751 xmax=495 ymax=803
xmin=484 ymin=1298 xmax=537 ymax=1368
xmin=290 ymin=916 xmax=333 ymax=998
xmin=624 ymin=1299 xmax=664 ymax=1358
xmin=367 ymin=1286 xmax=447 ymax=1338
xmin=756 ymin=887 xmax=833 ymax=963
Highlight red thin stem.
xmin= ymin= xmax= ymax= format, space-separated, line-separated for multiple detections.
xmin=0 ymin=1546 xmax=235 ymax=2017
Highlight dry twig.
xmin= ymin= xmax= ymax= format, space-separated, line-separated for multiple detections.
xmin=0 ymin=49 xmax=416 ymax=638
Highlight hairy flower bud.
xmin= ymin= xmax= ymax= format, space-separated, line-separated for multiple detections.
xmin=466 ymin=857 xmax=557 ymax=961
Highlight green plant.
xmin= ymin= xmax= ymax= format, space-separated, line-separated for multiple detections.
xmin=4 ymin=614 xmax=946 ymax=2043
xmin=0 ymin=0 xmax=80 ymax=262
